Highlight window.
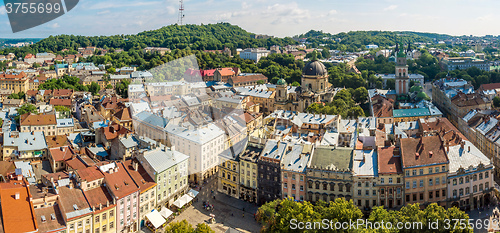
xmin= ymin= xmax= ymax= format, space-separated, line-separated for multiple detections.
xmin=473 ymin=175 xmax=477 ymax=181
xmin=95 ymin=216 xmax=100 ymax=222
xmin=292 ymin=174 xmax=296 ymax=180
xmin=95 ymin=228 xmax=100 ymax=233
xmin=412 ymin=181 xmax=417 ymax=188
xmin=459 ymin=188 xmax=463 ymax=196
xmin=300 ymin=176 xmax=304 ymax=181
xmin=380 ymin=178 xmax=384 ymax=184
xmin=358 ymin=182 xmax=362 ymax=187
xmin=70 ymin=224 xmax=75 ymax=230
xmin=315 ymin=183 xmax=320 ymax=189
xmin=284 ymin=183 xmax=287 ymax=189
xmin=406 ymin=182 xmax=410 ymax=189
xmin=292 ymin=184 xmax=296 ymax=190
xmin=300 ymin=185 xmax=304 ymax=191
xmin=453 ymin=179 xmax=457 ymax=185
xmin=406 ymin=170 xmax=410 ymax=176
xmin=442 ymin=190 xmax=446 ymax=197
xmin=459 ymin=177 xmax=463 ymax=184
xmin=109 ymin=210 xmax=114 ymax=217
xmin=373 ymin=190 xmax=377 ymax=196
xmin=435 ymin=167 xmax=439 ymax=173
xmin=429 ymin=168 xmax=433 ymax=174
xmin=453 ymin=190 xmax=457 ymax=197
xmin=102 ymin=226 xmax=106 ymax=232
xmin=388 ymin=178 xmax=393 ymax=184
xmin=429 ymin=178 xmax=433 ymax=186
xmin=419 ymin=169 xmax=423 ymax=175
xmin=284 ymin=173 xmax=287 ymax=179
xmin=436 ymin=190 xmax=440 ymax=198
xmin=323 ymin=183 xmax=327 ymax=190
xmin=486 ymin=172 xmax=489 ymax=178
xmin=381 ymin=189 xmax=385 ymax=195
xmin=358 ymin=190 xmax=362 ymax=195
xmin=412 ymin=170 xmax=417 ymax=176
xmin=436 ymin=178 xmax=440 ymax=185
xmin=479 ymin=173 xmax=483 ymax=180
xmin=479 ymin=184 xmax=483 ymax=191
xmin=419 ymin=180 xmax=424 ymax=187
xmin=420 ymin=193 xmax=424 ymax=200
xmin=442 ymin=166 xmax=446 ymax=172
xmin=429 ymin=191 xmax=433 ymax=199
xmin=486 ymin=182 xmax=490 ymax=190
xmin=465 ymin=187 xmax=470 ymax=195
xmin=365 ymin=190 xmax=369 ymax=196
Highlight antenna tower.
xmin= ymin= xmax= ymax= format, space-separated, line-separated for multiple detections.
xmin=178 ymin=0 xmax=185 ymax=25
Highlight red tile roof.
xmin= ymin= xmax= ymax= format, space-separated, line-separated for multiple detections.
xmin=49 ymin=146 xmax=76 ymax=162
xmin=102 ymin=162 xmax=139 ymax=199
xmin=66 ymin=156 xmax=90 ymax=171
xmin=49 ymin=98 xmax=72 ymax=106
xmin=201 ymin=69 xmax=216 ymax=77
xmin=123 ymin=160 xmax=156 ymax=193
xmin=216 ymin=68 xmax=235 ymax=76
xmin=45 ymin=135 xmax=71 ymax=149
xmin=371 ymin=95 xmax=394 ymax=118
xmin=34 ymin=204 xmax=65 ymax=233
xmin=102 ymin=124 xmax=131 ymax=140
xmin=20 ymin=113 xmax=57 ymax=126
xmin=229 ymin=74 xmax=267 ymax=84
xmin=113 ymin=107 xmax=132 ymax=121
xmin=0 ymin=72 xmax=27 ymax=81
xmin=450 ymin=92 xmax=486 ymax=107
xmin=400 ymin=136 xmax=449 ymax=168
xmin=377 ymin=146 xmax=402 ymax=174
xmin=76 ymin=166 xmax=104 ymax=183
xmin=0 ymin=179 xmax=38 ymax=233
xmin=83 ymin=186 xmax=115 ymax=213
xmin=479 ymin=83 xmax=500 ymax=91
xmin=52 ymin=89 xmax=73 ymax=97
xmin=57 ymin=184 xmax=91 ymax=221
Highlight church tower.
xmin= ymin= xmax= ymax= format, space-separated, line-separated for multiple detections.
xmin=395 ymin=43 xmax=409 ymax=95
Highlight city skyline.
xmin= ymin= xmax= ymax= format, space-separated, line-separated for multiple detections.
xmin=1 ymin=0 xmax=500 ymax=38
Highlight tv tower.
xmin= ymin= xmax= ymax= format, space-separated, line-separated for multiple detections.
xmin=178 ymin=0 xmax=185 ymax=25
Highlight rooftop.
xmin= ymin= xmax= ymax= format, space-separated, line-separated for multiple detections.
xmin=58 ymin=184 xmax=92 ymax=221
xmin=141 ymin=147 xmax=189 ymax=173
xmin=309 ymin=146 xmax=353 ymax=171
xmin=123 ymin=160 xmax=157 ymax=193
xmin=447 ymin=141 xmax=491 ymax=173
xmin=0 ymin=179 xmax=37 ymax=233
xmin=280 ymin=144 xmax=311 ymax=173
xmin=353 ymin=150 xmax=378 ymax=177
xmin=101 ymin=162 xmax=139 ymax=199
xmin=377 ymin=146 xmax=402 ymax=174
xmin=400 ymin=136 xmax=449 ymax=168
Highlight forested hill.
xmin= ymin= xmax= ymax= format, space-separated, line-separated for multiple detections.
xmin=296 ymin=30 xmax=452 ymax=51
xmin=0 ymin=23 xmax=297 ymax=56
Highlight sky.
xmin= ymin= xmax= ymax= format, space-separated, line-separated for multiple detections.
xmin=1 ymin=0 xmax=500 ymax=38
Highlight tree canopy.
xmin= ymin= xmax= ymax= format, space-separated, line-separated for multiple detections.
xmin=257 ymin=198 xmax=473 ymax=233
xmin=164 ymin=220 xmax=214 ymax=233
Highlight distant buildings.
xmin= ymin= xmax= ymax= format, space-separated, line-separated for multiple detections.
xmin=239 ymin=48 xmax=270 ymax=62
xmin=443 ymin=57 xmax=490 ymax=71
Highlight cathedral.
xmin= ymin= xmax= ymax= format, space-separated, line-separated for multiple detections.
xmin=275 ymin=60 xmax=336 ymax=112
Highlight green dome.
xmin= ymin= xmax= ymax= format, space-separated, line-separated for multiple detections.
xmin=277 ymin=78 xmax=287 ymax=86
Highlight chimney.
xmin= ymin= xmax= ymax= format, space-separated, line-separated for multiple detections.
xmin=468 ymin=146 xmax=470 ymax=152
xmin=69 ymin=182 xmax=74 ymax=189
xmin=429 ymin=151 xmax=433 ymax=157
xmin=15 ymin=192 xmax=20 ymax=200
xmin=108 ymin=168 xmax=113 ymax=174
xmin=133 ymin=161 xmax=138 ymax=171
xmin=171 ymin=145 xmax=175 ymax=151
xmin=50 ymin=177 xmax=54 ymax=183
xmin=446 ymin=141 xmax=450 ymax=153
xmin=106 ymin=200 xmax=109 ymax=207
xmin=114 ymin=167 xmax=119 ymax=173
xmin=61 ymin=147 xmax=65 ymax=152
xmin=460 ymin=141 xmax=464 ymax=150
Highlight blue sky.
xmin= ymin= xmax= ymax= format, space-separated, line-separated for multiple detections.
xmin=1 ymin=0 xmax=500 ymax=38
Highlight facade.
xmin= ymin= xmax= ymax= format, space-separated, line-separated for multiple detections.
xmin=401 ymin=136 xmax=449 ymax=207
xmin=281 ymin=144 xmax=312 ymax=202
xmin=377 ymin=146 xmax=404 ymax=209
xmin=166 ymin=123 xmax=225 ymax=185
xmin=20 ymin=113 xmax=58 ymax=136
xmin=0 ymin=72 xmax=29 ymax=93
xmin=306 ymin=146 xmax=354 ymax=203
xmin=239 ymin=141 xmax=262 ymax=203
xmin=3 ymin=131 xmax=48 ymax=161
xmin=443 ymin=57 xmax=490 ymax=71
xmin=352 ymin=150 xmax=378 ymax=212
xmin=258 ymin=140 xmax=286 ymax=204
xmin=239 ymin=48 xmax=270 ymax=62
xmin=138 ymin=146 xmax=189 ymax=207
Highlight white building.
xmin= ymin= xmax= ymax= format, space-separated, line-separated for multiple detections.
xmin=166 ymin=123 xmax=226 ymax=184
xmin=239 ymin=48 xmax=270 ymax=62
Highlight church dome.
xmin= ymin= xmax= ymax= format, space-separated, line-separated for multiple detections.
xmin=303 ymin=60 xmax=327 ymax=76
xmin=276 ymin=78 xmax=287 ymax=86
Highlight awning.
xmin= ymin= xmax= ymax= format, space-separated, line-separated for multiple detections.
xmin=173 ymin=197 xmax=187 ymax=208
xmin=145 ymin=209 xmax=166 ymax=229
xmin=173 ymin=194 xmax=194 ymax=208
xmin=160 ymin=208 xmax=173 ymax=219
xmin=187 ymin=189 xmax=199 ymax=198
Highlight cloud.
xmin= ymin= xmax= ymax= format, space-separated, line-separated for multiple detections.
xmin=327 ymin=10 xmax=337 ymax=16
xmin=384 ymin=5 xmax=398 ymax=11
xmin=97 ymin=10 xmax=110 ymax=15
xmin=264 ymin=2 xmax=310 ymax=25
xmin=88 ymin=1 xmax=162 ymax=10
xmin=49 ymin=23 xmax=60 ymax=28
xmin=477 ymin=14 xmax=493 ymax=21
xmin=166 ymin=6 xmax=176 ymax=15
xmin=0 ymin=6 xmax=5 ymax=15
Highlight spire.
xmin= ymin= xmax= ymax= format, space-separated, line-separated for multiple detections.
xmin=407 ymin=43 xmax=411 ymax=53
xmin=395 ymin=43 xmax=399 ymax=54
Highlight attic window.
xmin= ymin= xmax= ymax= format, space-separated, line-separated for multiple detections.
xmin=73 ymin=204 xmax=78 ymax=210
xmin=41 ymin=215 xmax=46 ymax=222
xmin=50 ymin=214 xmax=55 ymax=220
xmin=429 ymin=151 xmax=433 ymax=157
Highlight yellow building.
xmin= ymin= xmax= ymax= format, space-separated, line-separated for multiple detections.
xmin=0 ymin=72 xmax=29 ymax=93
xmin=239 ymin=141 xmax=262 ymax=203
xmin=218 ymin=152 xmax=240 ymax=199
xmin=58 ymin=185 xmax=94 ymax=233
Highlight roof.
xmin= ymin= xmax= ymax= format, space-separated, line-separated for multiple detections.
xmin=123 ymin=160 xmax=157 ymax=193
xmin=400 ymin=136 xmax=449 ymax=168
xmin=239 ymin=145 xmax=263 ymax=163
xmin=87 ymin=145 xmax=109 ymax=158
xmin=142 ymin=147 xmax=189 ymax=173
xmin=49 ymin=98 xmax=72 ymax=107
xmin=3 ymin=99 xmax=23 ymax=105
xmin=280 ymin=144 xmax=311 ymax=173
xmin=56 ymin=118 xmax=74 ymax=128
xmin=65 ymin=156 xmax=90 ymax=171
xmin=377 ymin=146 xmax=402 ymax=174
xmin=447 ymin=141 xmax=491 ymax=173
xmin=57 ymin=185 xmax=92 ymax=221
xmin=479 ymin=82 xmax=500 ymax=91
xmin=76 ymin=166 xmax=105 ymax=182
xmin=45 ymin=135 xmax=71 ymax=148
xmin=83 ymin=185 xmax=114 ymax=211
xmin=102 ymin=124 xmax=130 ymax=140
xmin=34 ymin=204 xmax=65 ymax=233
xmin=4 ymin=131 xmax=48 ymax=152
xmin=0 ymin=180 xmax=37 ymax=233
xmin=303 ymin=60 xmax=327 ymax=76
xmin=20 ymin=114 xmax=56 ymax=126
xmin=101 ymin=162 xmax=139 ymax=199
xmin=49 ymin=146 xmax=75 ymax=162
xmin=371 ymin=95 xmax=394 ymax=118
xmin=166 ymin=123 xmax=225 ymax=145
xmin=393 ymin=108 xmax=431 ymax=118
xmin=450 ymin=92 xmax=486 ymax=107
xmin=229 ymin=74 xmax=267 ymax=84
xmin=353 ymin=150 xmax=378 ymax=177
xmin=52 ymin=89 xmax=73 ymax=97
xmin=134 ymin=111 xmax=169 ymax=128
xmin=114 ymin=107 xmax=132 ymax=121
xmin=309 ymin=146 xmax=353 ymax=171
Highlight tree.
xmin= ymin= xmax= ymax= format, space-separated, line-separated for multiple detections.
xmin=89 ymin=82 xmax=101 ymax=95
xmin=386 ymin=79 xmax=395 ymax=89
xmin=15 ymin=103 xmax=37 ymax=123
xmin=494 ymin=96 xmax=500 ymax=107
xmin=257 ymin=80 xmax=266 ymax=85
xmin=291 ymin=81 xmax=300 ymax=86
xmin=193 ymin=223 xmax=214 ymax=233
xmin=32 ymin=62 xmax=40 ymax=68
xmin=115 ymin=79 xmax=130 ymax=98
xmin=347 ymin=106 xmax=365 ymax=118
xmin=164 ymin=220 xmax=194 ymax=233
xmin=106 ymin=84 xmax=113 ymax=89
xmin=54 ymin=106 xmax=71 ymax=118
xmin=353 ymin=87 xmax=368 ymax=104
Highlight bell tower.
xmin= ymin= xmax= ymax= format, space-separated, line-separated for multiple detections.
xmin=395 ymin=43 xmax=409 ymax=95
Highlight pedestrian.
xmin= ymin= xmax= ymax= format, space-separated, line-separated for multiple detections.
xmin=243 ymin=213 xmax=244 ymax=218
